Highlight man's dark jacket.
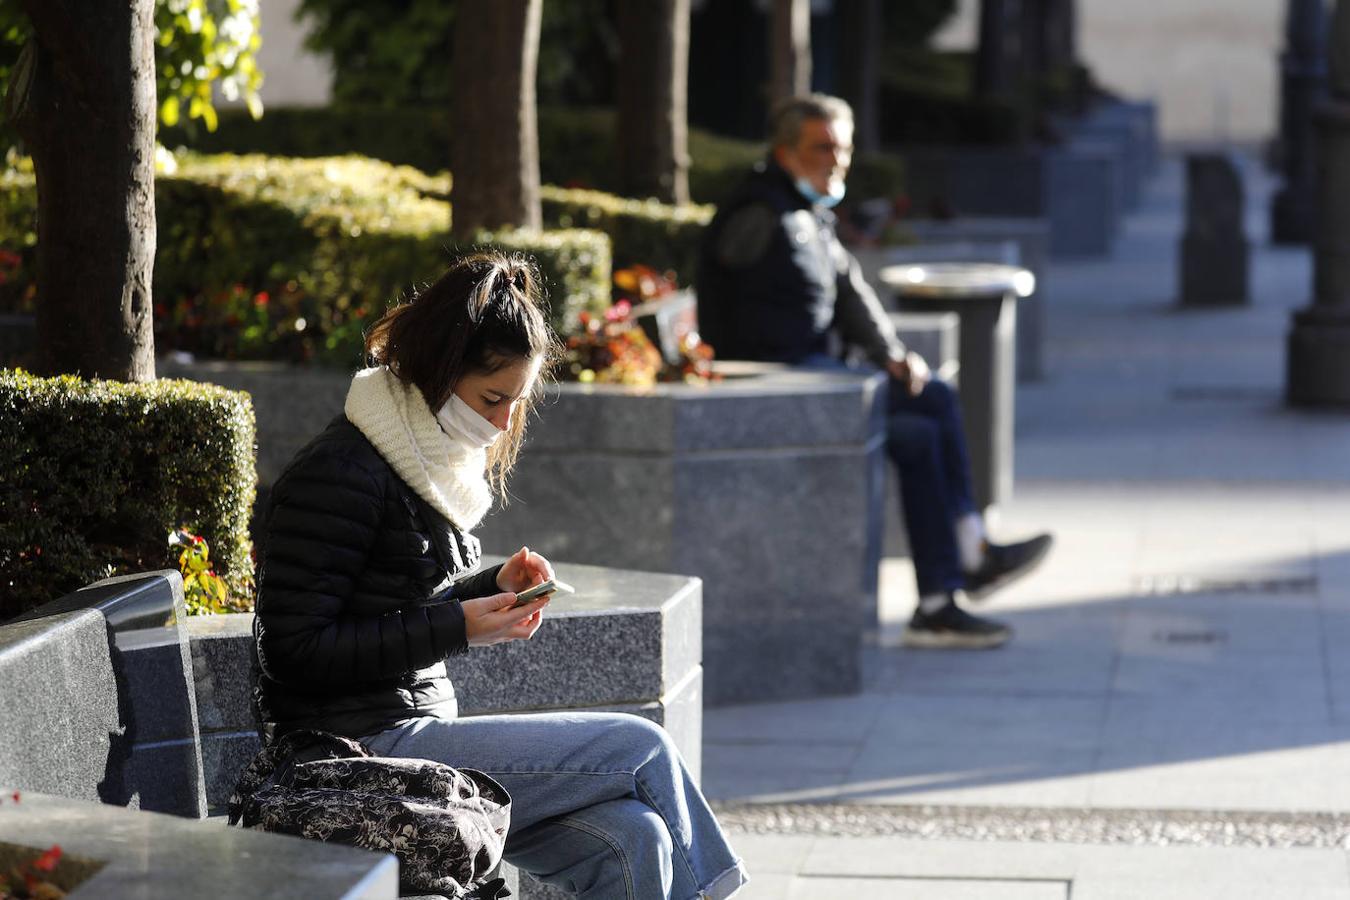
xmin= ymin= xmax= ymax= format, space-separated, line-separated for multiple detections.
xmin=253 ymin=416 xmax=502 ymax=743
xmin=696 ymin=159 xmax=903 ymax=367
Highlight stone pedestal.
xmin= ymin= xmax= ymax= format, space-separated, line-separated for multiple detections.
xmin=474 ymin=366 xmax=887 ymax=706
xmin=1288 ymin=0 xmax=1350 ymax=406
xmin=1272 ymin=0 xmax=1329 ymax=245
xmin=900 ymin=144 xmax=1120 ymax=258
xmin=877 ymin=219 xmax=1050 ymax=382
xmin=881 ymin=263 xmax=1027 ymax=513
xmin=3 ymin=572 xmax=208 ymax=819
xmin=0 ymin=790 xmax=399 ymax=898
xmin=1179 ymin=154 xmax=1249 ymax=308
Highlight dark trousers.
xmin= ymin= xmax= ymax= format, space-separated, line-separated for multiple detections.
xmin=887 ymin=377 xmax=976 ymax=595
xmin=798 ymin=356 xmax=976 ymax=596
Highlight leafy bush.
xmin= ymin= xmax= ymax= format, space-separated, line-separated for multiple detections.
xmin=291 ymin=0 xmax=615 ymax=108
xmin=0 ymin=154 xmax=612 ymax=359
xmin=161 ymin=105 xmax=903 ymax=207
xmin=540 ymin=185 xmax=712 ymax=289
xmin=0 ymin=370 xmax=256 ymax=620
xmin=475 ymin=226 xmax=611 ymax=336
xmin=879 ymin=49 xmax=1028 ymax=146
xmin=0 ymin=0 xmax=262 ymax=153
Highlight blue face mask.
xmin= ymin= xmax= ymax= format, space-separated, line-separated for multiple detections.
xmin=795 ymin=176 xmax=846 ymax=209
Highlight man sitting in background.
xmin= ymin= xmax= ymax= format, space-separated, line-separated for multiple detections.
xmin=697 ymin=93 xmax=1052 ymax=649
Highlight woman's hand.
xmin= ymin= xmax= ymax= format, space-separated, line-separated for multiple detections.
xmin=463 ymin=592 xmax=549 ymax=646
xmin=496 ymin=545 xmax=554 ymax=593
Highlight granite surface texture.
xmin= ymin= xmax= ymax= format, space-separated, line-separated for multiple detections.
xmin=0 ymin=790 xmax=398 ymax=899
xmin=476 ymin=368 xmax=887 ymax=705
xmin=1 ymin=572 xmax=208 ymax=817
xmin=0 ymin=610 xmax=123 ymax=805
xmin=187 ymin=560 xmax=705 ymax=810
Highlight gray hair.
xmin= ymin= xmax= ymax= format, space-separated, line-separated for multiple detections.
xmin=767 ymin=94 xmax=854 ymax=150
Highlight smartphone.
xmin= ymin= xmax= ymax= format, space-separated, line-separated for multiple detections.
xmin=512 ymin=578 xmax=575 ymax=607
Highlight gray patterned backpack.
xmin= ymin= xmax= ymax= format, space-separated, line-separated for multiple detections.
xmin=228 ymin=730 xmax=512 ymax=899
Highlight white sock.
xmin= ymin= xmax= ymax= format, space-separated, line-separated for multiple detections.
xmin=918 ymin=592 xmax=950 ymax=614
xmin=956 ymin=512 xmax=987 ymax=572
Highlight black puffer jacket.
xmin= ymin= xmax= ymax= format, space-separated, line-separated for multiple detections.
xmin=696 ymin=159 xmax=903 ymax=367
xmin=253 ymin=415 xmax=503 ymax=743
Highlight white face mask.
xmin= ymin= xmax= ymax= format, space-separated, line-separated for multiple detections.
xmin=436 ymin=393 xmax=502 ymax=449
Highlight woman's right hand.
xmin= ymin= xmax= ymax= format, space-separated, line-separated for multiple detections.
xmin=463 ymin=592 xmax=549 ymax=647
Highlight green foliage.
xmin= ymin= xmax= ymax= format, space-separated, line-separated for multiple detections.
xmin=0 ymin=0 xmax=263 ymax=146
xmin=294 ymin=0 xmax=615 ymax=108
xmin=883 ymin=0 xmax=958 ymax=48
xmin=475 ymin=226 xmax=611 ymax=336
xmin=0 ymin=369 xmax=256 ymax=620
xmin=160 ymin=104 xmax=450 ymax=171
xmin=162 ymin=104 xmax=906 ymax=208
xmin=295 ymin=0 xmax=454 ymax=107
xmin=155 ymin=0 xmax=264 ymax=131
xmin=0 ymin=153 xmax=611 ymax=357
xmin=540 ymin=186 xmax=712 ymax=290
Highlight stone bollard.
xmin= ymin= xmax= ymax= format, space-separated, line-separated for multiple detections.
xmin=1179 ymin=154 xmax=1250 ymax=308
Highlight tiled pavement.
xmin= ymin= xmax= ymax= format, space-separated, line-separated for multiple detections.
xmin=702 ymin=154 xmax=1350 ymax=897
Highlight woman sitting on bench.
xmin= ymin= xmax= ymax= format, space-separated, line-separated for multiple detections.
xmin=252 ymin=252 xmax=748 ymax=899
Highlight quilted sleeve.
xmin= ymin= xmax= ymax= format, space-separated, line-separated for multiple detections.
xmin=254 ymin=440 xmax=469 ymax=687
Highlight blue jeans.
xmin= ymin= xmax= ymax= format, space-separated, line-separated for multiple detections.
xmin=797 ymin=355 xmax=976 ymax=596
xmin=362 ymin=712 xmax=748 ymax=899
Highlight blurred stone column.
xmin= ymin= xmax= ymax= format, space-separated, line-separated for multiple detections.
xmin=975 ymin=0 xmax=1023 ymax=100
xmin=1271 ymin=0 xmax=1329 ymax=245
xmin=1288 ymin=0 xmax=1350 ymax=405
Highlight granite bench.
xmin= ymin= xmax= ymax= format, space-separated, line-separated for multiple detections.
xmin=1 ymin=564 xmax=703 ymax=899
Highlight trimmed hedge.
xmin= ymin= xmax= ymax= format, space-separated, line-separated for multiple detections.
xmin=0 ymin=369 xmax=256 ymax=620
xmin=162 ymin=105 xmax=908 ymax=207
xmin=476 ymin=226 xmax=612 ymax=335
xmin=0 ymin=154 xmax=612 ymax=360
xmin=540 ymin=186 xmax=712 ymax=288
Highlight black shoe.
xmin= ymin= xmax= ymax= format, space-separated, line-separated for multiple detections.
xmin=901 ymin=600 xmax=1011 ymax=650
xmin=963 ymin=533 xmax=1054 ymax=600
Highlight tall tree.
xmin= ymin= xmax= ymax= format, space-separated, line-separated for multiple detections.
xmin=616 ymin=0 xmax=690 ymax=203
xmin=8 ymin=0 xmax=158 ymax=381
xmin=838 ymin=0 xmax=881 ymax=154
xmin=450 ymin=0 xmax=543 ymax=238
xmin=769 ymin=0 xmax=811 ymax=107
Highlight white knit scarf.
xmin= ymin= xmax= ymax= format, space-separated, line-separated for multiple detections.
xmin=344 ymin=366 xmax=493 ymax=531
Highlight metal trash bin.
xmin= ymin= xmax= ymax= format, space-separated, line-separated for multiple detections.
xmin=878 ymin=262 xmax=1034 ymax=512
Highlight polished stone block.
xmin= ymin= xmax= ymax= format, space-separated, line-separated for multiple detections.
xmin=0 ymin=790 xmax=398 ymax=899
xmin=475 ymin=367 xmax=887 ymax=705
xmin=186 ymin=561 xmax=705 ymax=811
xmin=0 ymin=610 xmax=123 ymax=805
xmin=2 ymin=572 xmax=207 ymax=818
xmin=900 ymin=144 xmax=1122 ymax=258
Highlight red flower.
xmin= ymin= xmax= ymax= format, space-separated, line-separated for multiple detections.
xmin=254 ymin=291 xmax=270 ymax=307
xmin=11 ymin=790 xmax=19 ymax=803
xmin=31 ymin=845 xmax=62 ymax=872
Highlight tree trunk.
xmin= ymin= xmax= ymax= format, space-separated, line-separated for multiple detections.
xmin=769 ymin=0 xmax=811 ymax=108
xmin=975 ymin=0 xmax=1023 ymax=100
xmin=837 ymin=0 xmax=881 ymax=154
xmin=450 ymin=0 xmax=543 ymax=239
xmin=11 ymin=0 xmax=157 ymax=381
xmin=616 ymin=0 xmax=690 ymax=204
